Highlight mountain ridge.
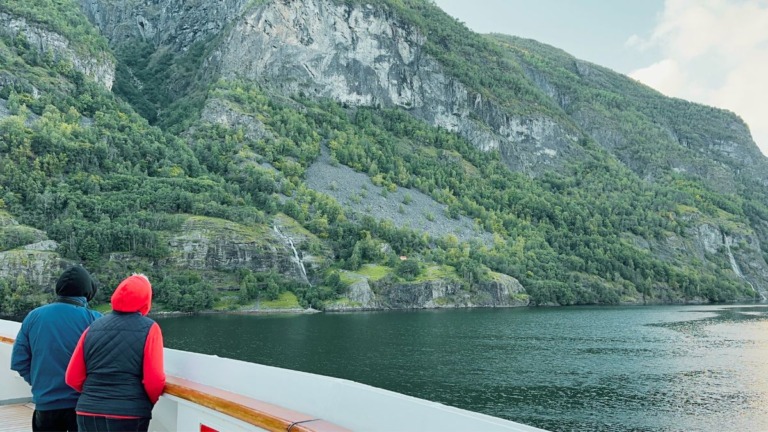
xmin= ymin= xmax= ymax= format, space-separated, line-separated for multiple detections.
xmin=1 ymin=0 xmax=766 ymax=315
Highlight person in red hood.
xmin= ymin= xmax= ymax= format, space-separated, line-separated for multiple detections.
xmin=65 ymin=274 xmax=165 ymax=432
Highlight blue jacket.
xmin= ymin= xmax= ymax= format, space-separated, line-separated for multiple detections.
xmin=11 ymin=297 xmax=102 ymax=410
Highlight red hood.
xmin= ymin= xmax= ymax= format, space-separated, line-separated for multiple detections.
xmin=111 ymin=274 xmax=152 ymax=315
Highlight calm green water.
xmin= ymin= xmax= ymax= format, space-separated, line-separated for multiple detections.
xmin=155 ymin=305 xmax=768 ymax=432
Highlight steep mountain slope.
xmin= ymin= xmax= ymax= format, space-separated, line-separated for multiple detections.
xmin=1 ymin=0 xmax=767 ymax=315
xmin=493 ymin=35 xmax=768 ymax=191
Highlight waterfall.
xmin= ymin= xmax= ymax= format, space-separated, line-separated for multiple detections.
xmin=725 ymin=237 xmax=744 ymax=278
xmin=273 ymin=225 xmax=311 ymax=286
xmin=724 ymin=234 xmax=766 ymax=301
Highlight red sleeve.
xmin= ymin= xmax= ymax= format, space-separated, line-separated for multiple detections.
xmin=65 ymin=328 xmax=89 ymax=392
xmin=142 ymin=322 xmax=166 ymax=404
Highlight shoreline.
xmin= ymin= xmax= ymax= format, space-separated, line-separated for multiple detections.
xmin=149 ymin=307 xmax=321 ymax=318
xmin=3 ymin=299 xmax=763 ymax=322
xmin=146 ymin=298 xmax=766 ymax=318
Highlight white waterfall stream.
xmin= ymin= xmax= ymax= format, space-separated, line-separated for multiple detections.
xmin=273 ymin=225 xmax=311 ymax=286
xmin=724 ymin=235 xmax=766 ymax=301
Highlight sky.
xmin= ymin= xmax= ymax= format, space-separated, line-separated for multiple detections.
xmin=432 ymin=0 xmax=768 ymax=156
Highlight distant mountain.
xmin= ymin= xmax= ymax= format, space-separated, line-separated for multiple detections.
xmin=1 ymin=0 xmax=766 ymax=315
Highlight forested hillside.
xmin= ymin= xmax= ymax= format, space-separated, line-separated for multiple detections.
xmin=1 ymin=0 xmax=767 ymax=316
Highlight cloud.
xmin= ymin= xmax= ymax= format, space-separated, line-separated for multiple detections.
xmin=628 ymin=0 xmax=768 ymax=156
xmin=629 ymin=59 xmax=685 ymax=94
xmin=624 ymin=34 xmax=643 ymax=49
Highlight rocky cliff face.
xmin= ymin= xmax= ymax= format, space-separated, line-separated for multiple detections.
xmin=520 ymin=51 xmax=768 ymax=192
xmin=77 ymin=0 xmax=249 ymax=52
xmin=0 ymin=248 xmax=62 ymax=291
xmin=216 ymin=0 xmax=583 ymax=173
xmin=199 ymin=97 xmax=273 ymax=142
xmin=723 ymin=234 xmax=768 ymax=299
xmin=326 ymin=271 xmax=529 ymax=311
xmin=166 ymin=216 xmax=318 ymax=285
xmin=77 ymin=0 xmax=581 ymax=174
xmin=0 ymin=13 xmax=114 ymax=89
xmin=52 ymin=0 xmax=768 ymax=188
xmin=644 ymin=212 xmax=768 ymax=299
xmin=0 ymin=213 xmax=65 ymax=293
xmin=0 ymin=212 xmax=321 ymax=299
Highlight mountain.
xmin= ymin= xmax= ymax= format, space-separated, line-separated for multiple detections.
xmin=1 ymin=0 xmax=767 ymax=315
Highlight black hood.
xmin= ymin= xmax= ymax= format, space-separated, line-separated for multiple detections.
xmin=55 ymin=265 xmax=97 ymax=301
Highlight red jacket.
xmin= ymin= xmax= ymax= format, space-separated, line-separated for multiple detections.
xmin=66 ymin=275 xmax=166 ymax=410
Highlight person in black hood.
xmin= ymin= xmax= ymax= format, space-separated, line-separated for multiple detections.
xmin=55 ymin=265 xmax=98 ymax=301
xmin=11 ymin=265 xmax=103 ymax=432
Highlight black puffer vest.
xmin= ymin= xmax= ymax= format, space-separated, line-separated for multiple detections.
xmin=76 ymin=312 xmax=155 ymax=418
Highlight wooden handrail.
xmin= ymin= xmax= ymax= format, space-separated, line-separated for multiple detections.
xmin=0 ymin=335 xmax=349 ymax=432
xmin=164 ymin=376 xmax=348 ymax=432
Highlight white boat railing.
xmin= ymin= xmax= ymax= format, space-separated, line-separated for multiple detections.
xmin=0 ymin=318 xmax=547 ymax=432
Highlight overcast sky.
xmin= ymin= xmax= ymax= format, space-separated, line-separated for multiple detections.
xmin=432 ymin=0 xmax=768 ymax=156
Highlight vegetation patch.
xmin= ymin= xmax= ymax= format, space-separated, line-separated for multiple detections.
xmin=274 ymin=213 xmax=313 ymax=237
xmin=434 ymin=297 xmax=452 ymax=306
xmin=413 ymin=265 xmax=458 ymax=282
xmin=339 ymin=271 xmax=365 ymax=286
xmin=260 ymin=291 xmax=301 ymax=309
xmin=0 ymin=225 xmax=47 ymax=251
xmin=325 ymin=297 xmax=363 ymax=308
xmin=357 ymin=264 xmax=393 ymax=282
xmin=92 ymin=303 xmax=112 ymax=314
xmin=182 ymin=215 xmax=271 ymax=244
xmin=511 ymin=293 xmax=530 ymax=303
xmin=0 ymin=0 xmax=111 ymax=58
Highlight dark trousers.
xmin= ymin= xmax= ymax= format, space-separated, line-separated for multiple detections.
xmin=76 ymin=415 xmax=151 ymax=432
xmin=32 ymin=408 xmax=78 ymax=432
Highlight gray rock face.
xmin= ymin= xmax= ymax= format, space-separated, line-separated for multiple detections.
xmin=199 ymin=98 xmax=272 ymax=141
xmin=326 ymin=271 xmax=528 ymax=311
xmin=166 ymin=217 xmax=313 ymax=284
xmin=77 ymin=0 xmax=249 ymax=51
xmin=347 ymin=279 xmax=374 ymax=306
xmin=77 ymin=0 xmax=579 ymax=174
xmin=210 ymin=0 xmax=580 ymax=173
xmin=481 ymin=273 xmax=529 ymax=306
xmin=305 ymin=147 xmax=493 ymax=246
xmin=376 ymin=279 xmax=464 ymax=309
xmin=0 ymin=99 xmax=10 ymax=120
xmin=524 ymin=57 xmax=768 ymax=192
xmin=216 ymin=0 xmax=429 ymax=107
xmin=696 ymin=224 xmax=723 ymax=255
xmin=653 ymin=216 xmax=768 ymax=297
xmin=0 ymin=13 xmax=115 ymax=89
xmin=22 ymin=240 xmax=59 ymax=252
xmin=0 ymin=249 xmax=63 ymax=291
xmin=370 ymin=274 xmax=528 ymax=310
xmin=0 ymin=212 xmax=65 ymax=293
xmin=322 ymin=267 xmax=530 ymax=311
xmin=722 ymin=232 xmax=768 ymax=297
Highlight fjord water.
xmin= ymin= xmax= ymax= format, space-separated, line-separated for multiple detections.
xmin=156 ymin=305 xmax=768 ymax=432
